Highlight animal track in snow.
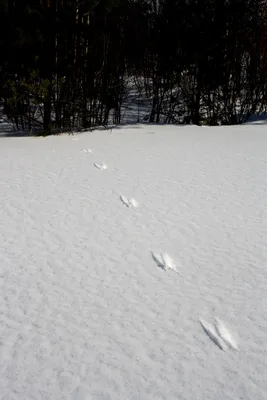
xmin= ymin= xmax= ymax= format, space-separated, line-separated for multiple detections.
xmin=70 ymin=386 xmax=90 ymax=400
xmin=151 ymin=252 xmax=179 ymax=274
xmin=120 ymin=195 xmax=139 ymax=208
xmin=199 ymin=319 xmax=226 ymax=350
xmin=94 ymin=163 xmax=108 ymax=170
xmin=200 ymin=318 xmax=238 ymax=351
xmin=214 ymin=318 xmax=238 ymax=350
xmin=81 ymin=148 xmax=92 ymax=153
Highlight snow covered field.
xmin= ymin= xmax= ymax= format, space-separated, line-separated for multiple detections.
xmin=0 ymin=124 xmax=267 ymax=400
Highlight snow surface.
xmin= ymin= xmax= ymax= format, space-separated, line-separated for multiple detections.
xmin=0 ymin=124 xmax=267 ymax=399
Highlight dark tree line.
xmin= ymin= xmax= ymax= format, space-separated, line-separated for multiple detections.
xmin=0 ymin=0 xmax=267 ymax=133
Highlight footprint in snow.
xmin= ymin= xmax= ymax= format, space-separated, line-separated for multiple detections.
xmin=151 ymin=252 xmax=179 ymax=274
xmin=94 ymin=163 xmax=107 ymax=170
xmin=200 ymin=318 xmax=238 ymax=351
xmin=120 ymin=195 xmax=139 ymax=208
xmin=199 ymin=319 xmax=226 ymax=350
xmin=81 ymin=148 xmax=92 ymax=153
xmin=214 ymin=318 xmax=238 ymax=350
xmin=70 ymin=386 xmax=90 ymax=400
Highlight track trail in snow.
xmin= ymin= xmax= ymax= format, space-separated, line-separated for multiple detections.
xmin=0 ymin=125 xmax=267 ymax=399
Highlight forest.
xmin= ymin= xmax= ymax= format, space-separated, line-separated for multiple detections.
xmin=0 ymin=0 xmax=267 ymax=133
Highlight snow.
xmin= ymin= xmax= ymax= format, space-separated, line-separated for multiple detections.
xmin=94 ymin=162 xmax=108 ymax=171
xmin=120 ymin=195 xmax=139 ymax=208
xmin=214 ymin=318 xmax=238 ymax=351
xmin=0 ymin=124 xmax=267 ymax=399
xmin=199 ymin=319 xmax=227 ymax=351
xmin=151 ymin=252 xmax=179 ymax=274
xmin=199 ymin=317 xmax=238 ymax=352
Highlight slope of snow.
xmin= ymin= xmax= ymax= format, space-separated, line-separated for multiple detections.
xmin=0 ymin=124 xmax=267 ymax=399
